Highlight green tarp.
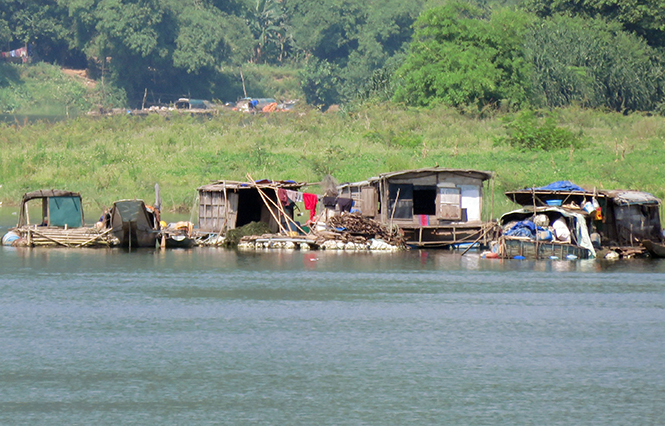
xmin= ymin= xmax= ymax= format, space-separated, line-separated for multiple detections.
xmin=49 ymin=196 xmax=83 ymax=227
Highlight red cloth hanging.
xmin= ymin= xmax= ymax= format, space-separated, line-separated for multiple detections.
xmin=303 ymin=193 xmax=318 ymax=222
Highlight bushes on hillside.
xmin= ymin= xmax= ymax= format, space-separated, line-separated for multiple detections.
xmin=496 ymin=110 xmax=581 ymax=151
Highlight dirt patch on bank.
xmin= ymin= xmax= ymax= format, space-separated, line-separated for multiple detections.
xmin=62 ymin=68 xmax=97 ymax=89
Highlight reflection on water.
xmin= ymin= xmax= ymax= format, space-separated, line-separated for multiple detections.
xmin=1 ymin=245 xmax=664 ymax=425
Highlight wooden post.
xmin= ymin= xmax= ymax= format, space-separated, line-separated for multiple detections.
xmin=240 ymin=67 xmax=247 ymax=98
xmin=223 ymin=183 xmax=229 ymax=233
xmin=490 ymin=176 xmax=495 ymax=222
xmin=390 ymin=188 xmax=401 ymax=230
xmin=533 ymin=186 xmax=539 ymax=259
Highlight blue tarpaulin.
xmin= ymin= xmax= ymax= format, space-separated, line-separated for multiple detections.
xmin=533 ymin=181 xmax=585 ymax=192
xmin=505 ymin=221 xmax=537 ymax=238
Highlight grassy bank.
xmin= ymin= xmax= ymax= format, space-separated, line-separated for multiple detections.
xmin=0 ymin=62 xmax=126 ymax=115
xmin=1 ymin=104 xmax=664 ymax=221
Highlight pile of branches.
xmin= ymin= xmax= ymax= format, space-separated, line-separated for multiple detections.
xmin=323 ymin=213 xmax=406 ymax=247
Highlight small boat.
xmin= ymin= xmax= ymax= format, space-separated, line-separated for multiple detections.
xmin=642 ymin=240 xmax=665 ymax=258
xmin=2 ymin=190 xmax=114 ymax=247
xmin=160 ymin=221 xmax=197 ymax=248
xmin=491 ymin=206 xmax=596 ymax=260
xmin=107 ymin=199 xmax=160 ymax=248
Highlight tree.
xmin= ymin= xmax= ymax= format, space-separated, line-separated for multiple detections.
xmin=173 ymin=7 xmax=247 ymax=72
xmin=524 ymin=0 xmax=665 ymax=47
xmin=60 ymin=0 xmax=254 ymax=104
xmin=288 ymin=0 xmax=421 ymax=103
xmin=248 ymin=0 xmax=289 ymax=63
xmin=394 ymin=2 xmax=532 ymax=109
xmin=300 ymin=58 xmax=342 ymax=108
xmin=523 ymin=15 xmax=664 ymax=111
xmin=0 ymin=0 xmax=74 ymax=64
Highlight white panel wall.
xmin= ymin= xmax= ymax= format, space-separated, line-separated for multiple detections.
xmin=459 ymin=185 xmax=481 ymax=221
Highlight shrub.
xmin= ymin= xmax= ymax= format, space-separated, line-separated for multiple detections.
xmin=497 ymin=110 xmax=581 ymax=151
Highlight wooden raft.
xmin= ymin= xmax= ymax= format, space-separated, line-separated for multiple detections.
xmin=17 ymin=226 xmax=115 ymax=247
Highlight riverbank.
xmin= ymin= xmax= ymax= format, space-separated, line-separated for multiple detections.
xmin=1 ymin=104 xmax=664 ymax=220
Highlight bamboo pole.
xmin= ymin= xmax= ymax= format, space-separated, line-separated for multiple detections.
xmin=76 ymin=228 xmax=113 ymax=247
xmin=268 ymin=187 xmax=310 ymax=235
xmin=460 ymin=225 xmax=494 ymax=256
xmin=246 ymin=175 xmax=288 ymax=235
xmin=246 ymin=175 xmax=308 ymax=235
xmin=257 ymin=189 xmax=288 ymax=235
xmin=29 ymin=229 xmax=70 ymax=247
xmin=390 ymin=188 xmax=401 ymax=230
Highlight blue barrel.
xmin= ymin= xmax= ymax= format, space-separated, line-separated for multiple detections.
xmin=2 ymin=231 xmax=20 ymax=246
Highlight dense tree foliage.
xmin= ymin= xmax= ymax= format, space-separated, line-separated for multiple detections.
xmin=394 ymin=1 xmax=665 ymax=112
xmin=394 ymin=2 xmax=532 ymax=109
xmin=290 ymin=0 xmax=422 ymax=107
xmin=2 ymin=0 xmax=665 ymax=113
xmin=524 ymin=15 xmax=664 ymax=111
xmin=524 ymin=0 xmax=665 ymax=48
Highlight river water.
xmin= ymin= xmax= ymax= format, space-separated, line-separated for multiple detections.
xmin=1 ymin=210 xmax=664 ymax=425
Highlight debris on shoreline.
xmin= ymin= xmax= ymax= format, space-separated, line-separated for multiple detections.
xmin=236 ymin=213 xmax=406 ymax=251
xmin=317 ymin=213 xmax=406 ymax=250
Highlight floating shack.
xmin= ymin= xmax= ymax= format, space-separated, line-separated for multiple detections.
xmin=504 ymin=181 xmax=663 ymax=257
xmin=4 ymin=190 xmax=114 ymax=247
xmin=197 ymin=179 xmax=306 ymax=237
xmin=337 ymin=168 xmax=496 ymax=248
xmin=600 ymin=190 xmax=662 ymax=249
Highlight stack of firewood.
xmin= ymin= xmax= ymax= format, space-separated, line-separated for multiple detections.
xmin=323 ymin=213 xmax=406 ymax=247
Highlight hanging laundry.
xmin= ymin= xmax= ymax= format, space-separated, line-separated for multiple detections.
xmin=337 ymin=197 xmax=353 ymax=212
xmin=277 ymin=188 xmax=289 ymax=206
xmin=286 ymin=189 xmax=303 ymax=203
xmin=322 ymin=196 xmax=337 ymax=209
xmin=303 ymin=193 xmax=318 ymax=222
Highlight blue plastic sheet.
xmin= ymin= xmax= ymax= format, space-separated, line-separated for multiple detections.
xmin=534 ymin=181 xmax=585 ymax=192
xmin=505 ymin=221 xmax=537 ymax=238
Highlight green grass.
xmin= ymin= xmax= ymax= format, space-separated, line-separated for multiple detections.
xmin=0 ymin=62 xmax=126 ymax=115
xmin=2 ymin=102 xmax=665 ymax=223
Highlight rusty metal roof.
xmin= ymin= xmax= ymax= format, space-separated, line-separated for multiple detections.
xmin=21 ymin=190 xmax=81 ymax=203
xmin=602 ymin=190 xmax=661 ymax=206
xmin=198 ymin=179 xmax=306 ymax=191
xmin=369 ymin=167 xmax=494 ymax=182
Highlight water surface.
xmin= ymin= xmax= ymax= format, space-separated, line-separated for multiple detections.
xmin=1 ymin=226 xmax=664 ymax=425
